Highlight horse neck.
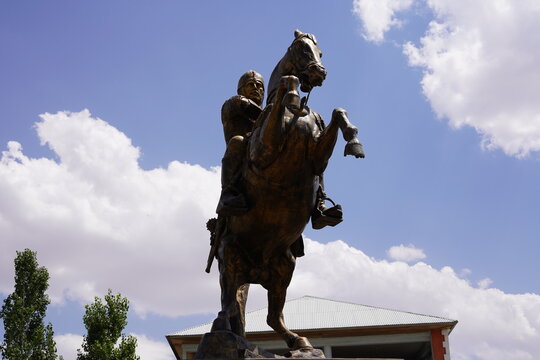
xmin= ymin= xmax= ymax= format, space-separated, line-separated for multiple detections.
xmin=266 ymin=55 xmax=296 ymax=105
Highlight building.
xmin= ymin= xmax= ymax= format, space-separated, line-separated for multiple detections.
xmin=167 ymin=295 xmax=457 ymax=359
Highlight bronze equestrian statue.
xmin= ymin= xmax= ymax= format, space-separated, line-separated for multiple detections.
xmin=206 ymin=30 xmax=365 ymax=354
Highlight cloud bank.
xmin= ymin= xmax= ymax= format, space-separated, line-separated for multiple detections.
xmin=0 ymin=109 xmax=221 ymax=317
xmin=386 ymin=243 xmax=426 ymax=262
xmin=355 ymin=0 xmax=540 ymax=157
xmin=352 ymin=0 xmax=414 ymax=43
xmin=1 ymin=111 xmax=539 ymax=359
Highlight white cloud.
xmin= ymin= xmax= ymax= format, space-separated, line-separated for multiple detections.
xmin=459 ymin=268 xmax=471 ymax=277
xmin=55 ymin=333 xmax=83 ymax=360
xmin=0 ymin=110 xmax=222 ymax=317
xmin=356 ymin=0 xmax=540 ymax=157
xmin=403 ymin=0 xmax=540 ymax=157
xmin=386 ymin=243 xmax=426 ymax=262
xmin=477 ymin=277 xmax=493 ymax=289
xmin=2 ymin=110 xmax=540 ymax=359
xmin=133 ymin=333 xmax=174 ymax=360
xmin=287 ymin=239 xmax=540 ymax=360
xmin=352 ymin=0 xmax=414 ymax=43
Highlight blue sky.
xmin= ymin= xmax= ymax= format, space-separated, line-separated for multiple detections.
xmin=1 ymin=1 xmax=539 ymax=359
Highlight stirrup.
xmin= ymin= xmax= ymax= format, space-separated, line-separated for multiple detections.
xmin=311 ymin=197 xmax=343 ymax=230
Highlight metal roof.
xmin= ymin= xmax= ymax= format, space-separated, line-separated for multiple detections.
xmin=170 ymin=295 xmax=456 ymax=336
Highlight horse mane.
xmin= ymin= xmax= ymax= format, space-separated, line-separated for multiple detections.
xmin=266 ymin=60 xmax=284 ymax=106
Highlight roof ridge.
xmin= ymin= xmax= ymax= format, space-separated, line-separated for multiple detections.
xmin=170 ymin=318 xmax=214 ymax=335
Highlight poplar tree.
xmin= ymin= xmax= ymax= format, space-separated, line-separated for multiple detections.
xmin=0 ymin=249 xmax=58 ymax=360
xmin=76 ymin=290 xmax=139 ymax=360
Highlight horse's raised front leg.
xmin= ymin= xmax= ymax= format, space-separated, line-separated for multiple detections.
xmin=264 ymin=251 xmax=312 ymax=350
xmin=250 ymin=75 xmax=308 ymax=169
xmin=313 ymin=107 xmax=364 ymax=175
xmin=249 ymin=77 xmax=291 ymax=169
xmin=333 ymin=108 xmax=365 ymax=158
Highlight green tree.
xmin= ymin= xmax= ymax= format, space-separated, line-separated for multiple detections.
xmin=0 ymin=249 xmax=58 ymax=360
xmin=76 ymin=290 xmax=139 ymax=360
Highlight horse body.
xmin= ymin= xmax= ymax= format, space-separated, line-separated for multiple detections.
xmin=229 ymin=107 xmax=323 ymax=261
xmin=212 ymin=30 xmax=364 ymax=351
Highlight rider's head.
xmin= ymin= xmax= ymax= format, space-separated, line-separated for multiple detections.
xmin=237 ymin=70 xmax=264 ymax=107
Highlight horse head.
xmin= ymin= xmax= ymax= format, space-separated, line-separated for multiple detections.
xmin=267 ymin=30 xmax=327 ymax=104
xmin=287 ymin=29 xmax=327 ymax=93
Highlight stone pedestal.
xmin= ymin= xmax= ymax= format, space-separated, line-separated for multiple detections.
xmin=194 ymin=330 xmax=280 ymax=359
xmin=194 ymin=330 xmax=326 ymax=359
xmin=285 ymin=348 xmax=325 ymax=358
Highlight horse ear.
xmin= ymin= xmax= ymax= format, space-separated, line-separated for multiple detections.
xmin=294 ymin=29 xmax=303 ymax=38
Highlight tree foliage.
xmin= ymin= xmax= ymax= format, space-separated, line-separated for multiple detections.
xmin=0 ymin=249 xmax=58 ymax=360
xmin=76 ymin=290 xmax=139 ymax=360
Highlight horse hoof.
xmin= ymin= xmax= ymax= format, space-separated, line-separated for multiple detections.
xmin=344 ymin=139 xmax=365 ymax=158
xmin=292 ymin=336 xmax=313 ymax=350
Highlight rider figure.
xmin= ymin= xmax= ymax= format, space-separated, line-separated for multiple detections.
xmin=216 ymin=70 xmax=343 ymax=229
xmin=216 ymin=70 xmax=264 ymax=216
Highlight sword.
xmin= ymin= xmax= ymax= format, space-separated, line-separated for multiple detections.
xmin=205 ymin=217 xmax=224 ymax=273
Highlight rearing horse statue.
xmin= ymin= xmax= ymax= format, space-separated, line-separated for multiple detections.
xmin=211 ymin=29 xmax=364 ymax=353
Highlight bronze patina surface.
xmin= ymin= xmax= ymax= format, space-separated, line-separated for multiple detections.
xmin=202 ymin=30 xmax=365 ymax=358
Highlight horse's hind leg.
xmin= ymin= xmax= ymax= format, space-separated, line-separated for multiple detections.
xmin=231 ymin=283 xmax=249 ymax=337
xmin=265 ymin=251 xmax=312 ymax=350
xmin=212 ymin=237 xmax=247 ymax=337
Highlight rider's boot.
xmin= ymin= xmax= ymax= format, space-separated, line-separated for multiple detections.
xmin=311 ymin=188 xmax=343 ymax=230
xmin=216 ymin=186 xmax=248 ymax=216
xmin=216 ymin=147 xmax=249 ymax=216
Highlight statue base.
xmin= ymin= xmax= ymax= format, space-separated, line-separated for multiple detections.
xmin=194 ymin=330 xmax=325 ymax=359
xmin=195 ymin=330 xmax=279 ymax=359
xmin=285 ymin=348 xmax=325 ymax=358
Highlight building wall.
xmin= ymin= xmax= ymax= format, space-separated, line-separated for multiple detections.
xmin=178 ymin=331 xmax=435 ymax=359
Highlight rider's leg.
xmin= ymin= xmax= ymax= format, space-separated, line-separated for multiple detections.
xmin=316 ymin=174 xmax=327 ymax=210
xmin=311 ymin=174 xmax=343 ymax=230
xmin=216 ymin=136 xmax=249 ymax=216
